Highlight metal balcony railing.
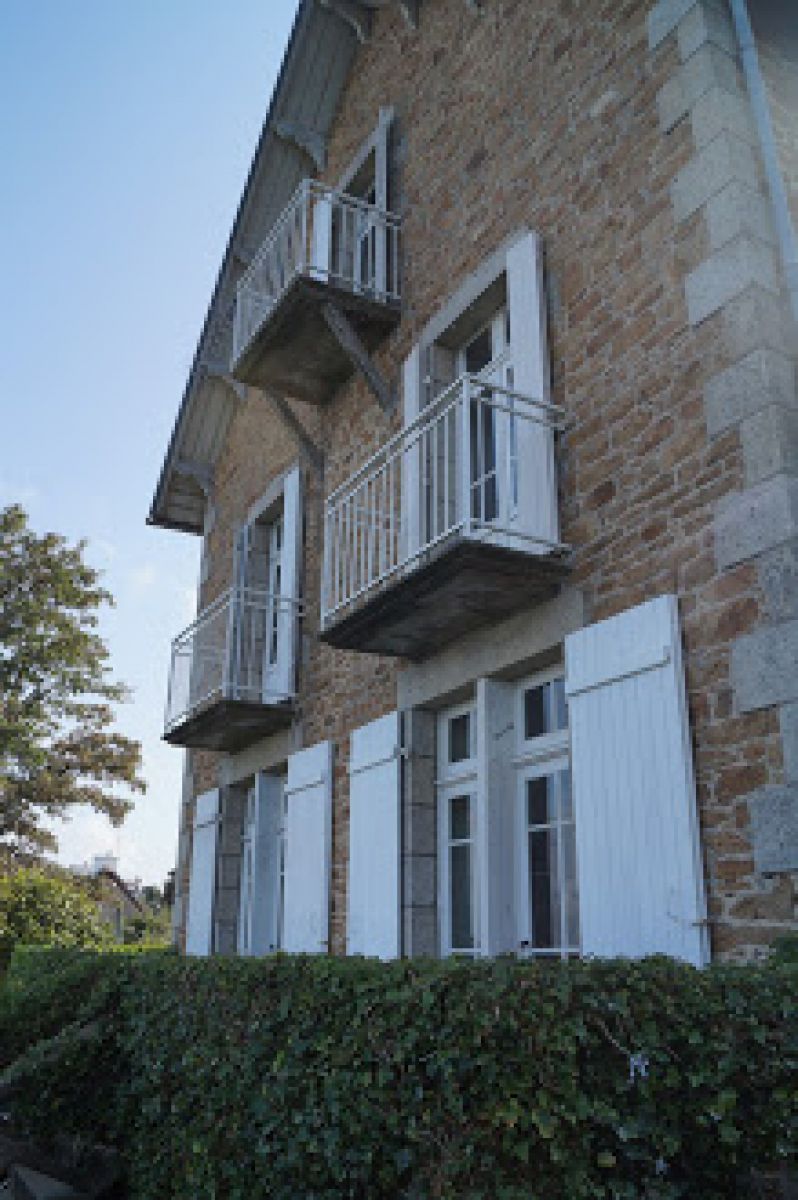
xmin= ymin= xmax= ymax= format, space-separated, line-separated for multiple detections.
xmin=232 ymin=179 xmax=401 ymax=370
xmin=321 ymin=374 xmax=567 ymax=628
xmin=164 ymin=586 xmax=299 ymax=736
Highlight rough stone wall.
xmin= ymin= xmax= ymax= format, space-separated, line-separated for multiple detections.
xmin=176 ymin=0 xmax=798 ymax=959
xmin=647 ymin=0 xmax=798 ymax=955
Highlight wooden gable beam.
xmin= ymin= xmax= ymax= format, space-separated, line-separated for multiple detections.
xmin=174 ymin=458 xmax=214 ymax=498
xmin=257 ymin=387 xmax=325 ymax=474
xmin=199 ymin=361 xmax=247 ymax=404
xmin=273 ymin=120 xmax=328 ymax=173
xmin=321 ymin=301 xmax=396 ymax=415
xmin=398 ymin=1 xmax=420 ymax=27
xmin=318 ymin=0 xmax=372 ymax=43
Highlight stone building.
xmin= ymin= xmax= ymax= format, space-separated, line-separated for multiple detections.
xmin=149 ymin=0 xmax=798 ymax=964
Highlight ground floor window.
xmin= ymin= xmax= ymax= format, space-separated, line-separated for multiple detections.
xmin=437 ymin=703 xmax=478 ymax=957
xmin=517 ymin=759 xmax=579 ymax=956
xmin=237 ymin=772 xmax=287 ymax=957
xmin=437 ymin=670 xmax=579 ymax=960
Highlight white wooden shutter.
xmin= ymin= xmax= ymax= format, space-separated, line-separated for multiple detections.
xmin=247 ymin=772 xmax=284 ymax=955
xmin=347 ymin=712 xmax=401 ymax=959
xmin=185 ymin=788 xmax=220 ymax=957
xmin=505 ymin=232 xmax=558 ymax=547
xmin=283 ymin=740 xmax=333 ymax=953
xmin=565 ymin=595 xmax=709 ymax=966
xmin=264 ymin=466 xmax=301 ymax=700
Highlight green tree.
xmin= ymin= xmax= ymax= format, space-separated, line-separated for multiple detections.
xmin=0 ymin=868 xmax=111 ymax=963
xmin=0 ymin=504 xmax=145 ymax=857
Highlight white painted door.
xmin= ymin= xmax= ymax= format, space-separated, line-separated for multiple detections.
xmin=565 ymin=594 xmax=709 ymax=966
xmin=282 ymin=740 xmax=333 ymax=954
xmin=237 ymin=773 xmax=286 ymax=957
xmin=457 ymin=309 xmax=511 ymax=531
xmin=237 ymin=786 xmax=257 ymax=955
xmin=186 ymin=789 xmax=220 ymax=957
xmin=354 ymin=183 xmax=378 ymax=295
xmin=263 ymin=466 xmax=301 ymax=702
xmin=347 ymin=712 xmax=402 ymax=959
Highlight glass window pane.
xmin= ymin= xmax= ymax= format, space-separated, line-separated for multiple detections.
xmin=562 ymin=821 xmax=580 ymax=950
xmin=551 ymin=677 xmax=568 ymax=731
xmin=524 ymin=686 xmax=546 ymax=739
xmin=450 ymin=843 xmax=473 ymax=950
xmin=449 ymin=713 xmax=471 ymax=763
xmin=449 ymin=794 xmax=470 ymax=840
xmin=525 ymin=678 xmax=567 ymax=740
xmin=465 ymin=326 xmax=492 ymax=374
xmin=529 ymin=826 xmax=560 ymax=949
xmin=527 ymin=776 xmax=555 ymax=826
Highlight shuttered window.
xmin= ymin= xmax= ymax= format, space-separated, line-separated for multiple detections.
xmin=565 ymin=594 xmax=709 ymax=966
xmin=185 ymin=788 xmax=220 ymax=957
xmin=282 ymin=740 xmax=333 ymax=954
xmin=347 ymin=712 xmax=402 ymax=959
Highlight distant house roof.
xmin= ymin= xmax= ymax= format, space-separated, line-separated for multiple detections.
xmin=96 ymin=868 xmax=145 ymax=914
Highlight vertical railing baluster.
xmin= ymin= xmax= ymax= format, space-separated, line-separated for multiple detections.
xmin=443 ymin=404 xmax=450 ymax=534
xmin=352 ymin=491 xmax=357 ymax=597
xmin=388 ymin=456 xmax=395 ymax=571
xmin=334 ymin=504 xmax=342 ymax=611
xmin=342 ymin=498 xmax=348 ymax=607
xmin=476 ymin=382 xmax=484 ymax=523
xmin=432 ymin=410 xmax=440 ymax=539
xmin=367 ymin=477 xmax=375 ymax=589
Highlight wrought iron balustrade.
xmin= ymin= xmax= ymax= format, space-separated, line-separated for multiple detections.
xmin=321 ymin=374 xmax=566 ymax=630
xmin=232 ymin=179 xmax=401 ymax=371
xmin=165 ymin=586 xmax=299 ymax=738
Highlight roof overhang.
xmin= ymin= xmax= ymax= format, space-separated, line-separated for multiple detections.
xmin=148 ymin=0 xmax=360 ymax=533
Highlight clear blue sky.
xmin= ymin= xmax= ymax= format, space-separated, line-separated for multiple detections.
xmin=1 ymin=0 xmax=299 ymax=885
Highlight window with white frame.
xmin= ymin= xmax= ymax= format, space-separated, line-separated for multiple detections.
xmin=514 ymin=671 xmax=579 ymax=958
xmin=437 ymin=701 xmax=479 ymax=957
xmin=436 ymin=671 xmax=577 ymax=962
xmin=237 ymin=772 xmax=288 ymax=957
xmin=456 ymin=307 xmax=512 ymax=526
xmin=232 ymin=466 xmax=301 ymax=704
xmin=238 ymin=784 xmax=257 ymax=956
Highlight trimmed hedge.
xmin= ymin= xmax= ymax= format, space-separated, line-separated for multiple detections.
xmin=1 ymin=948 xmax=796 ymax=1199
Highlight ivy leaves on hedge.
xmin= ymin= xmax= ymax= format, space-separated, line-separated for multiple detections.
xmin=1 ymin=949 xmax=795 ymax=1199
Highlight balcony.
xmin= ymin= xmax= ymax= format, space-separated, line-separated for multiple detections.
xmin=231 ymin=180 xmax=401 ymax=403
xmin=164 ymin=587 xmax=298 ymax=751
xmin=320 ymin=375 xmax=570 ymax=660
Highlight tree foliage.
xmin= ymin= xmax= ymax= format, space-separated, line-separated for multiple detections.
xmin=0 ymin=504 xmax=145 ymax=856
xmin=0 ymin=869 xmax=111 ymax=966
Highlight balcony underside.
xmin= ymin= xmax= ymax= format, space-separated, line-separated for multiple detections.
xmin=231 ymin=275 xmax=401 ymax=404
xmin=163 ymin=697 xmax=294 ymax=752
xmin=320 ymin=537 xmax=570 ymax=661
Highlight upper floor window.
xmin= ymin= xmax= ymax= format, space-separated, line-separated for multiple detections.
xmin=233 ymin=465 xmax=302 ymax=703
